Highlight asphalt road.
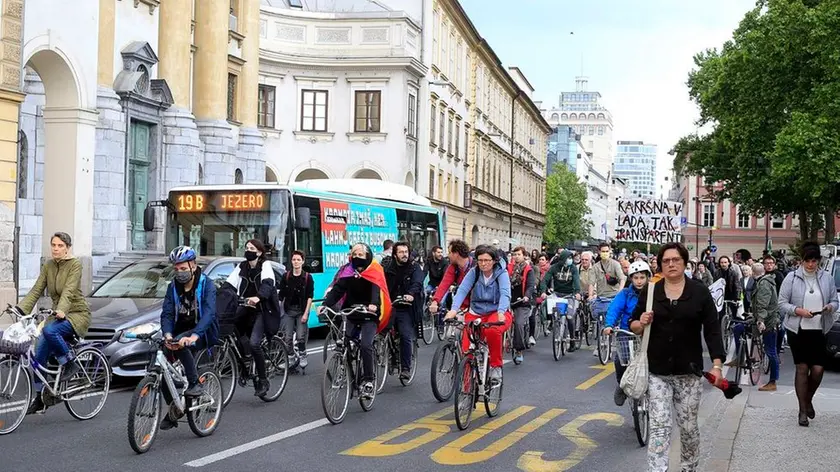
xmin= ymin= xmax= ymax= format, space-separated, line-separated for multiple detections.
xmin=8 ymin=328 xmax=790 ymax=472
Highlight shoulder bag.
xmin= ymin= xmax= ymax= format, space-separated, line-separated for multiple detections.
xmin=620 ymin=281 xmax=653 ymax=399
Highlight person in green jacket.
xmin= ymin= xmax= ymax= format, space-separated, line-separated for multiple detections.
xmin=539 ymin=250 xmax=582 ymax=351
xmin=18 ymin=232 xmax=91 ymax=414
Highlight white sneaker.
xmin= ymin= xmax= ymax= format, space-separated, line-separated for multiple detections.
xmin=299 ymin=352 xmax=308 ymax=369
xmin=528 ymin=336 xmax=536 ymax=347
xmin=593 ymin=349 xmax=599 ymax=357
xmin=490 ymin=367 xmax=502 ymax=384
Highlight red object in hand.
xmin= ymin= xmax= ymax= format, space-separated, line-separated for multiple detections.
xmin=702 ymin=371 xmax=741 ymax=399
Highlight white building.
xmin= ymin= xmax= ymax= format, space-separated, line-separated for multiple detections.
xmin=543 ymin=76 xmax=614 ymax=176
xmin=614 ymin=140 xmax=658 ymax=198
xmin=258 ymin=0 xmax=426 ymax=187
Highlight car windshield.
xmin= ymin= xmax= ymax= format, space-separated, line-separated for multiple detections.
xmin=91 ymin=260 xmax=205 ymax=299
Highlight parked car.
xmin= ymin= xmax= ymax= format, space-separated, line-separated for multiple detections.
xmin=819 ymin=245 xmax=840 ymax=359
xmin=87 ymin=256 xmax=284 ymax=377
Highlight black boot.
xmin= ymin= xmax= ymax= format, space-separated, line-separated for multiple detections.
xmin=27 ymin=392 xmax=47 ymax=415
xmin=254 ymin=378 xmax=269 ymax=397
xmin=160 ymin=413 xmax=179 ymax=430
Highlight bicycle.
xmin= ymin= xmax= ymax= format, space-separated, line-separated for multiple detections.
xmin=430 ymin=318 xmax=463 ymax=402
xmin=546 ymin=294 xmax=574 ymax=361
xmin=453 ymin=312 xmax=506 ymax=431
xmin=319 ymin=305 xmax=380 ymax=425
xmin=720 ymin=300 xmax=740 ymax=356
xmin=508 ymin=297 xmax=529 ymax=365
xmin=730 ymin=315 xmax=766 ymax=386
xmin=374 ymin=296 xmax=418 ymax=392
xmin=125 ymin=330 xmax=223 ymax=454
xmin=592 ymin=297 xmax=614 ymax=365
xmin=0 ymin=305 xmax=111 ymax=435
xmin=578 ymin=296 xmax=592 ymax=347
xmin=194 ymin=325 xmax=289 ymax=407
xmin=613 ymin=328 xmax=649 ymax=447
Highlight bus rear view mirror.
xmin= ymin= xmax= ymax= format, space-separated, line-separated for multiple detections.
xmin=295 ymin=207 xmax=311 ymax=231
xmin=143 ymin=206 xmax=155 ymax=232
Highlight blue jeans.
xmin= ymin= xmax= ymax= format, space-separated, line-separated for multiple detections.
xmin=173 ymin=331 xmax=206 ymax=387
xmin=763 ymin=329 xmax=779 ymax=382
xmin=34 ymin=319 xmax=77 ymax=387
xmin=393 ymin=309 xmax=415 ymax=371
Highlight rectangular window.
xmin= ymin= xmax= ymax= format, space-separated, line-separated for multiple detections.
xmin=454 ymin=121 xmax=460 ymax=159
xmin=407 ymin=93 xmax=417 ymax=138
xmin=354 ymin=90 xmax=381 ymax=132
xmin=432 ymin=10 xmax=439 ymax=65
xmin=772 ymin=215 xmax=785 ymax=229
xmin=449 ymin=32 xmax=456 ymax=75
xmin=300 ymin=89 xmax=328 ymax=132
xmin=703 ymin=203 xmax=716 ymax=228
xmin=428 ymin=166 xmax=435 ymax=197
xmin=430 ymin=102 xmax=437 ymax=145
xmin=439 ymin=109 xmax=446 ymax=152
xmin=446 ymin=173 xmax=452 ymax=203
xmin=257 ymin=84 xmax=275 ymax=128
xmin=227 ymin=73 xmax=238 ymax=122
xmin=437 ymin=171 xmax=444 ymax=200
xmin=454 ymin=177 xmax=460 ymax=205
xmin=447 ymin=115 xmax=454 ymax=154
xmin=456 ymin=40 xmax=463 ymax=89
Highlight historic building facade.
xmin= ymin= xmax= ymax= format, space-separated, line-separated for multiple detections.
xmin=18 ymin=0 xmax=266 ymax=293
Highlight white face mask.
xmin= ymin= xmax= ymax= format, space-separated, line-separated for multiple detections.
xmin=684 ymin=269 xmax=693 ymax=277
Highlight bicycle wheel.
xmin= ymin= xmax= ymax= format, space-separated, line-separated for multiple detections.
xmin=483 ymin=362 xmax=503 ymax=418
xmin=0 ymin=358 xmax=31 ymax=435
xmin=421 ymin=309 xmax=434 ymax=345
xmin=127 ymin=375 xmax=161 ymax=454
xmin=195 ymin=344 xmax=238 ymax=408
xmin=64 ymin=347 xmax=111 ymax=420
xmin=430 ymin=341 xmax=458 ymax=402
xmin=359 ymin=355 xmax=377 ymax=412
xmin=374 ymin=336 xmax=389 ymax=393
xmin=581 ymin=308 xmax=591 ymax=347
xmin=597 ymin=319 xmax=611 ymax=365
xmin=749 ymin=340 xmax=762 ymax=386
xmin=721 ymin=314 xmax=732 ymax=355
xmin=187 ymin=369 xmax=223 ymax=437
xmin=322 ymin=330 xmax=335 ymax=364
xmin=733 ymin=341 xmax=745 ymax=385
xmin=632 ymin=392 xmax=649 ymax=447
xmin=453 ymin=356 xmax=476 ymax=431
xmin=435 ymin=312 xmax=445 ymax=342
xmin=321 ymin=352 xmax=350 ymax=425
xmin=552 ymin=316 xmax=562 ymax=361
xmin=400 ymin=341 xmax=419 ymax=386
xmin=260 ymin=335 xmax=289 ymax=402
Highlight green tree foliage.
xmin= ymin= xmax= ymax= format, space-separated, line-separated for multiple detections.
xmin=672 ymin=0 xmax=840 ymax=241
xmin=543 ymin=166 xmax=591 ymax=246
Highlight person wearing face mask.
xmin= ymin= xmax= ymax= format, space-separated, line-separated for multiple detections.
xmin=19 ymin=232 xmax=91 ymax=414
xmin=539 ymin=250 xmax=582 ymax=351
xmin=277 ymin=250 xmax=314 ymax=370
xmin=384 ymin=241 xmax=424 ymax=380
xmin=156 ymin=246 xmax=218 ymax=429
xmin=322 ymin=243 xmax=391 ymax=398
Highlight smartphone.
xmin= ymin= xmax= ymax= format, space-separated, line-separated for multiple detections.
xmin=810 ymin=310 xmax=823 ymax=316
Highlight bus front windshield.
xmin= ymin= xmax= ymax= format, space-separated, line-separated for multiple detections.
xmin=166 ymin=189 xmax=290 ymax=265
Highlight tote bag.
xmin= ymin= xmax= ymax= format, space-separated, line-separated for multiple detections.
xmin=620 ymin=282 xmax=653 ymax=399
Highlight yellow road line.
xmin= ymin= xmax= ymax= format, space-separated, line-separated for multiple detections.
xmin=574 ymin=363 xmax=615 ymax=390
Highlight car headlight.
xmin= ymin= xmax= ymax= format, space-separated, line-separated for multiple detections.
xmin=120 ymin=322 xmax=161 ymax=341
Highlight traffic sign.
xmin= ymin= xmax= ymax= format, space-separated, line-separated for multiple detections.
xmin=710 ymin=245 xmax=718 ymax=254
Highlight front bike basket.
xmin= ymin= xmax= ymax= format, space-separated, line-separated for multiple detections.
xmin=614 ymin=333 xmax=642 ymax=367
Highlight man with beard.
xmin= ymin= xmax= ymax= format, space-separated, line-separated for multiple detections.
xmin=715 ymin=255 xmax=743 ymax=311
xmin=384 ymin=241 xmax=424 ymax=380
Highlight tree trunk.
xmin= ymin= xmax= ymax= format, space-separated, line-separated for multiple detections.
xmin=825 ymin=209 xmax=836 ymax=243
xmin=809 ymin=213 xmax=821 ymax=241
xmin=800 ymin=210 xmax=810 ymax=242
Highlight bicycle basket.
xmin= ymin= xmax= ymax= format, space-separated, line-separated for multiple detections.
xmin=0 ymin=332 xmax=31 ymax=355
xmin=614 ymin=333 xmax=642 ymax=367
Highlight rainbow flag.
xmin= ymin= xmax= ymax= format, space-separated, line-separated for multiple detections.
xmin=335 ymin=260 xmax=392 ymax=333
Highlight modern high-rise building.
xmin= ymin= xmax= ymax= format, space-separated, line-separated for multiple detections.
xmin=614 ymin=140 xmax=658 ymax=199
xmin=543 ymin=77 xmax=614 ymax=176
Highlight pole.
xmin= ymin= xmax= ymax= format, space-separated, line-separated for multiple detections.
xmin=508 ymin=92 xmax=520 ymax=251
xmin=764 ymin=212 xmax=770 ymax=254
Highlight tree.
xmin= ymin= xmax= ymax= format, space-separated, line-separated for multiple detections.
xmin=543 ymin=166 xmax=591 ymax=247
xmin=672 ymin=0 xmax=840 ymax=242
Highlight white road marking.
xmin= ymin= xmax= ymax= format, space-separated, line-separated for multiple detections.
xmin=183 ymin=418 xmax=330 ymax=467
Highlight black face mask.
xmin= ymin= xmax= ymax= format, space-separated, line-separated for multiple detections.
xmin=244 ymin=251 xmax=258 ymax=262
xmin=351 ymin=257 xmax=368 ymax=271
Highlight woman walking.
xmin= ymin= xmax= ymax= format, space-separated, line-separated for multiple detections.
xmin=779 ymin=241 xmax=838 ymax=426
xmin=632 ymin=242 xmax=725 ymax=472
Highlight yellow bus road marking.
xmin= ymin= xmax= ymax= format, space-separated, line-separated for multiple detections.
xmin=575 ymin=363 xmax=615 ymax=390
xmin=431 ymin=407 xmax=566 ymax=466
xmin=341 ymin=407 xmax=453 ymax=457
xmin=517 ymin=412 xmax=624 ymax=472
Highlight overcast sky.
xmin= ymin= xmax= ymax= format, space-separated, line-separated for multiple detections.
xmin=459 ymin=0 xmax=757 ymax=198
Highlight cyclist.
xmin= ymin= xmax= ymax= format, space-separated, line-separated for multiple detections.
xmin=159 ymin=245 xmax=219 ymax=430
xmin=591 ymin=243 xmax=626 ymax=356
xmin=508 ymin=246 xmax=537 ymax=363
xmin=384 ymin=241 xmax=424 ymax=380
xmin=425 ymin=245 xmax=449 ymax=296
xmin=19 ymin=232 xmax=91 ymax=414
xmin=278 ymin=250 xmax=315 ymax=370
xmin=429 ymin=239 xmax=474 ymax=319
xmin=446 ymin=245 xmax=513 ymax=385
xmin=539 ymin=249 xmax=582 ymax=351
xmin=321 ymin=243 xmax=390 ymax=398
xmin=603 ymin=260 xmax=651 ymax=406
xmin=224 ymin=239 xmax=284 ymax=396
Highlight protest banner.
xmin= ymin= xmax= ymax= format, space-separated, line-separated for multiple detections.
xmin=614 ymin=198 xmax=684 ymax=244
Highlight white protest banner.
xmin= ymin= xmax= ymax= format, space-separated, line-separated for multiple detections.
xmin=614 ymin=198 xmax=684 ymax=244
xmin=709 ymin=278 xmax=725 ymax=313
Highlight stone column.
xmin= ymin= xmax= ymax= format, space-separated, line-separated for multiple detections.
xmin=158 ymin=0 xmax=192 ymax=109
xmin=193 ymin=0 xmax=235 ymax=184
xmin=237 ymin=0 xmax=265 ymax=182
xmin=97 ymin=0 xmax=115 ymax=88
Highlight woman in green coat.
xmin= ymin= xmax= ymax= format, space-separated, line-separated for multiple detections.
xmin=18 ymin=232 xmax=91 ymax=413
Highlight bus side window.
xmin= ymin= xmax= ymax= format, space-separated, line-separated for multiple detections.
xmin=293 ymin=196 xmax=324 ymax=273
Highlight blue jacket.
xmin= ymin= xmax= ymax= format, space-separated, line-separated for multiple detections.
xmin=605 ymin=285 xmax=640 ymax=330
xmin=161 ymin=270 xmax=219 ymax=346
xmin=452 ymin=262 xmax=511 ymax=315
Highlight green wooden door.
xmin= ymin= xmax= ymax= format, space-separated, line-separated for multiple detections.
xmin=129 ymin=122 xmax=151 ymax=250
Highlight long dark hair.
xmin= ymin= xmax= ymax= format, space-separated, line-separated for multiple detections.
xmin=246 ymin=238 xmax=268 ymax=266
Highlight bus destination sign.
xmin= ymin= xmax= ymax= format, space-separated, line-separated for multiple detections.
xmin=174 ymin=192 xmax=268 ymax=213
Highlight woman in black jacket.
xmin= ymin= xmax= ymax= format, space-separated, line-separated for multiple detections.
xmin=224 ymin=239 xmax=283 ymax=397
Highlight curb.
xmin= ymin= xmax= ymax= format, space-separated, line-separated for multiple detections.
xmin=700 ymin=387 xmax=750 ymax=472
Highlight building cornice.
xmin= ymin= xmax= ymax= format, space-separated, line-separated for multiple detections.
xmin=260 ymin=49 xmax=428 ymax=77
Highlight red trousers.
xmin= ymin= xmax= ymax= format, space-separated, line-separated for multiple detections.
xmin=461 ymin=311 xmax=513 ymax=368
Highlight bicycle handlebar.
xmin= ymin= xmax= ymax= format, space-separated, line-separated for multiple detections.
xmin=319 ymin=305 xmax=372 ymax=317
xmin=392 ymin=296 xmax=413 ymax=306
xmin=611 ymin=328 xmax=638 ymax=337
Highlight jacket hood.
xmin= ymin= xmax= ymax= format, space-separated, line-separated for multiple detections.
xmin=555 ymin=250 xmax=572 ymax=265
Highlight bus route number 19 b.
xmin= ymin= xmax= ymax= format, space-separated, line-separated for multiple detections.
xmin=177 ymin=194 xmax=205 ymax=212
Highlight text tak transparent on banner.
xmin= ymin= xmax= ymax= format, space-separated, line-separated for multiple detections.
xmin=614 ymin=198 xmax=684 ymax=244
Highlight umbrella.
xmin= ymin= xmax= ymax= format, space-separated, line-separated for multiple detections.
xmin=690 ymin=363 xmax=741 ymax=399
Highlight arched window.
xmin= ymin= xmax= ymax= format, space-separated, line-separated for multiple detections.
xmin=17 ymin=130 xmax=27 ymax=199
xmin=561 ymin=113 xmax=568 ymax=120
xmin=550 ymin=113 xmax=559 ymax=121
xmin=235 ymin=168 xmax=244 ymax=184
xmin=198 ymin=164 xmax=204 ymax=184
xmin=296 ymin=168 xmax=329 ymax=181
xmin=265 ymin=166 xmax=278 ymax=182
xmin=588 ymin=113 xmax=596 ymax=120
xmin=597 ymin=113 xmax=605 ymax=119
xmin=569 ymin=113 xmax=577 ymax=120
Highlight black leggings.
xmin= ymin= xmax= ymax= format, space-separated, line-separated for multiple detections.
xmin=235 ymin=307 xmax=268 ymax=380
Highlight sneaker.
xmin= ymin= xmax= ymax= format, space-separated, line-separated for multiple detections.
xmin=613 ymin=385 xmax=627 ymax=406
xmin=399 ymin=369 xmax=411 ymax=381
xmin=361 ymin=381 xmax=375 ymax=399
xmin=26 ymin=393 xmax=47 ymax=415
xmin=184 ymin=383 xmax=205 ymax=397
xmin=299 ymin=352 xmax=309 ymax=369
xmin=758 ymin=382 xmax=777 ymax=392
xmin=160 ymin=414 xmax=179 ymax=430
xmin=254 ymin=378 xmax=270 ymax=397
xmin=592 ymin=349 xmax=599 ymax=357
xmin=59 ymin=361 xmax=80 ymax=383
xmin=514 ymin=352 xmax=524 ymax=363
xmin=543 ymin=328 xmax=551 ymax=337
xmin=528 ymin=336 xmax=536 ymax=347
xmin=489 ymin=367 xmax=502 ymax=385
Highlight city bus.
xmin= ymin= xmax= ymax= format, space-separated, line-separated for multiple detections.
xmin=144 ymin=179 xmax=443 ymax=328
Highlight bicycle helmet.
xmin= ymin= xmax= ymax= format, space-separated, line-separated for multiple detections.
xmin=628 ymin=260 xmax=651 ymax=277
xmin=169 ymin=245 xmax=197 ymax=264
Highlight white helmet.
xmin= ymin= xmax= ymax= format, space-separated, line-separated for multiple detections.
xmin=628 ymin=260 xmax=651 ymax=277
